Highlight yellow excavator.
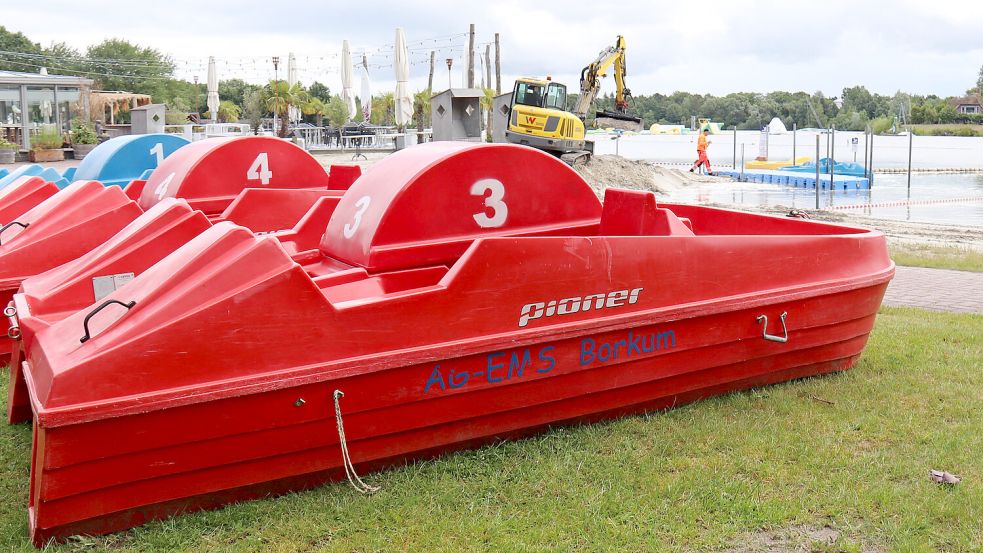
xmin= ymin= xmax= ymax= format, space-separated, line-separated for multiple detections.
xmin=505 ymin=35 xmax=642 ymax=164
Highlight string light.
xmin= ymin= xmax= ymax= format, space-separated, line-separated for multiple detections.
xmin=0 ymin=31 xmax=485 ymax=88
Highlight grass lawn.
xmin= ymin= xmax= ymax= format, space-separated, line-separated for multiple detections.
xmin=890 ymin=243 xmax=983 ymax=273
xmin=1 ymin=308 xmax=981 ymax=552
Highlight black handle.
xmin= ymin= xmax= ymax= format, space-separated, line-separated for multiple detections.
xmin=80 ymin=299 xmax=136 ymax=344
xmin=0 ymin=221 xmax=29 ymax=245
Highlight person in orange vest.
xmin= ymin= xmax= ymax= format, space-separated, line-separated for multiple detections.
xmin=689 ymin=129 xmax=714 ymax=175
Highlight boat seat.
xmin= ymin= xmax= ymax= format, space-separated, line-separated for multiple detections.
xmin=599 ymin=188 xmax=695 ymax=236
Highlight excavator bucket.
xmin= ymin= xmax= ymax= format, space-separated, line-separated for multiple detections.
xmin=594 ymin=110 xmax=643 ymax=132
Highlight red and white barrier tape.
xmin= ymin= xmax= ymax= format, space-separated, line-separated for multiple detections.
xmin=829 ymin=195 xmax=983 ymax=210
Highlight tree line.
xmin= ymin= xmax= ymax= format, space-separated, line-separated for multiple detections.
xmin=587 ymin=83 xmax=982 ymax=132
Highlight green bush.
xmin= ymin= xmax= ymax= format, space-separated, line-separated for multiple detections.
xmin=870 ymin=116 xmax=894 ymax=134
xmin=69 ymin=122 xmax=98 ymax=145
xmin=0 ymin=138 xmax=18 ymax=150
xmin=32 ymin=127 xmax=63 ymax=150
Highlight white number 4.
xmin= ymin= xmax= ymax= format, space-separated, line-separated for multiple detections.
xmin=246 ymin=152 xmax=273 ymax=185
xmin=154 ymin=172 xmax=176 ymax=201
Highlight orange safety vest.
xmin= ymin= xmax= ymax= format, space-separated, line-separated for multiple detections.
xmin=697 ymin=134 xmax=708 ymax=152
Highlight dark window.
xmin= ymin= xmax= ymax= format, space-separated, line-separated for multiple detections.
xmin=545 ymin=83 xmax=567 ymax=111
xmin=513 ymin=82 xmax=545 ymax=107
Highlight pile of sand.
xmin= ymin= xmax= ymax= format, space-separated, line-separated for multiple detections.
xmin=574 ymin=155 xmax=724 ymax=198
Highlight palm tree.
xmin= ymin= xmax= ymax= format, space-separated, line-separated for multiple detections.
xmin=413 ymin=90 xmax=431 ymax=136
xmin=480 ymin=87 xmax=496 ymax=142
xmin=264 ymin=81 xmax=309 ymax=137
xmin=302 ymin=97 xmax=327 ymax=127
xmin=371 ymin=92 xmax=395 ymax=126
xmin=217 ymin=100 xmax=242 ymax=123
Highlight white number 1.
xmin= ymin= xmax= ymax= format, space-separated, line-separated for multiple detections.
xmin=149 ymin=143 xmax=164 ymax=165
xmin=246 ymin=152 xmax=273 ymax=185
xmin=470 ymin=179 xmax=508 ymax=228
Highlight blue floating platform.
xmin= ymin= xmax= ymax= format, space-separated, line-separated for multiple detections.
xmin=714 ymin=169 xmax=870 ymax=190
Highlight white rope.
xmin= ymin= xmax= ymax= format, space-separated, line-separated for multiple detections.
xmin=333 ymin=390 xmax=380 ymax=495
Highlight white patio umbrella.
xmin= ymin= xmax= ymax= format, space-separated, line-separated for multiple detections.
xmin=394 ymin=28 xmax=413 ymax=128
xmin=360 ymin=55 xmax=372 ymax=122
xmin=206 ymin=56 xmax=219 ymax=121
xmin=287 ymin=52 xmax=299 ymax=123
xmin=341 ymin=41 xmax=356 ymax=122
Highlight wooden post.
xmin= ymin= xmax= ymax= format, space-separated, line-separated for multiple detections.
xmin=427 ymin=51 xmax=435 ymax=94
xmin=484 ymin=45 xmax=491 ymax=92
xmin=494 ymin=33 xmax=501 ymax=94
xmin=467 ymin=24 xmax=475 ymax=88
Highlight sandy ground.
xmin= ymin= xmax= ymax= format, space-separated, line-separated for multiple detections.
xmin=573 ymin=154 xmax=721 ymax=198
xmin=571 ymin=155 xmax=983 ymax=251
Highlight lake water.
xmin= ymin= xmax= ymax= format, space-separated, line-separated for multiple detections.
xmin=591 ymin=132 xmax=983 ymax=226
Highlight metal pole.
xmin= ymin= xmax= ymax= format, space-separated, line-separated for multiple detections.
xmin=792 ymin=123 xmax=796 ymax=163
xmin=829 ymin=125 xmax=836 ymax=202
xmin=907 ymin=130 xmax=913 ymax=195
xmin=863 ymin=129 xmax=868 ymax=178
xmin=733 ymin=127 xmax=737 ymax=169
xmin=815 ymin=134 xmax=821 ymax=209
xmin=740 ymin=144 xmax=745 ymax=181
xmin=869 ymin=131 xmax=874 ymax=187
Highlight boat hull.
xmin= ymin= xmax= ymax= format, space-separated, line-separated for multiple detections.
xmin=24 ymin=282 xmax=886 ymax=545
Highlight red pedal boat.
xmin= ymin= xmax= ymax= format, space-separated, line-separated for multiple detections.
xmin=12 ymin=142 xmax=894 ymax=546
xmin=0 ymin=137 xmax=353 ymax=366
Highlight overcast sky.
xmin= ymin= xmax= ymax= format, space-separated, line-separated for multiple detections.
xmin=5 ymin=0 xmax=982 ymax=99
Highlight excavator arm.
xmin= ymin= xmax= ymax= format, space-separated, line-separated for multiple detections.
xmin=572 ymin=36 xmax=640 ymax=130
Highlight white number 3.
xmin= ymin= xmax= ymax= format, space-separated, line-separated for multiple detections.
xmin=470 ymin=179 xmax=508 ymax=228
xmin=246 ymin=152 xmax=273 ymax=185
xmin=344 ymin=196 xmax=371 ymax=239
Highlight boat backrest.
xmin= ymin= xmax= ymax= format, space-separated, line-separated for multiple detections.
xmin=220 ymin=188 xmax=342 ymax=233
xmin=0 ymin=176 xmax=59 ymax=225
xmin=599 ymin=188 xmax=695 ymax=237
xmin=138 ymin=136 xmax=332 ymax=215
xmin=327 ymin=164 xmax=361 ymax=190
xmin=319 ymin=142 xmax=602 ymax=272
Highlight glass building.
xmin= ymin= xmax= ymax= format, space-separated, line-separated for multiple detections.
xmin=0 ymin=70 xmax=93 ymax=150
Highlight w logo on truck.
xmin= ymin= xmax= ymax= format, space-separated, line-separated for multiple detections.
xmin=525 ymin=116 xmax=538 ymax=125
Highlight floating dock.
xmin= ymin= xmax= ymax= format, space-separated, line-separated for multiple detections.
xmin=713 ymin=169 xmax=870 ymax=190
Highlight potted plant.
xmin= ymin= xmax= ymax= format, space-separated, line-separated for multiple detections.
xmin=69 ymin=122 xmax=98 ymax=160
xmin=28 ymin=127 xmax=65 ymax=162
xmin=0 ymin=138 xmax=17 ymax=164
